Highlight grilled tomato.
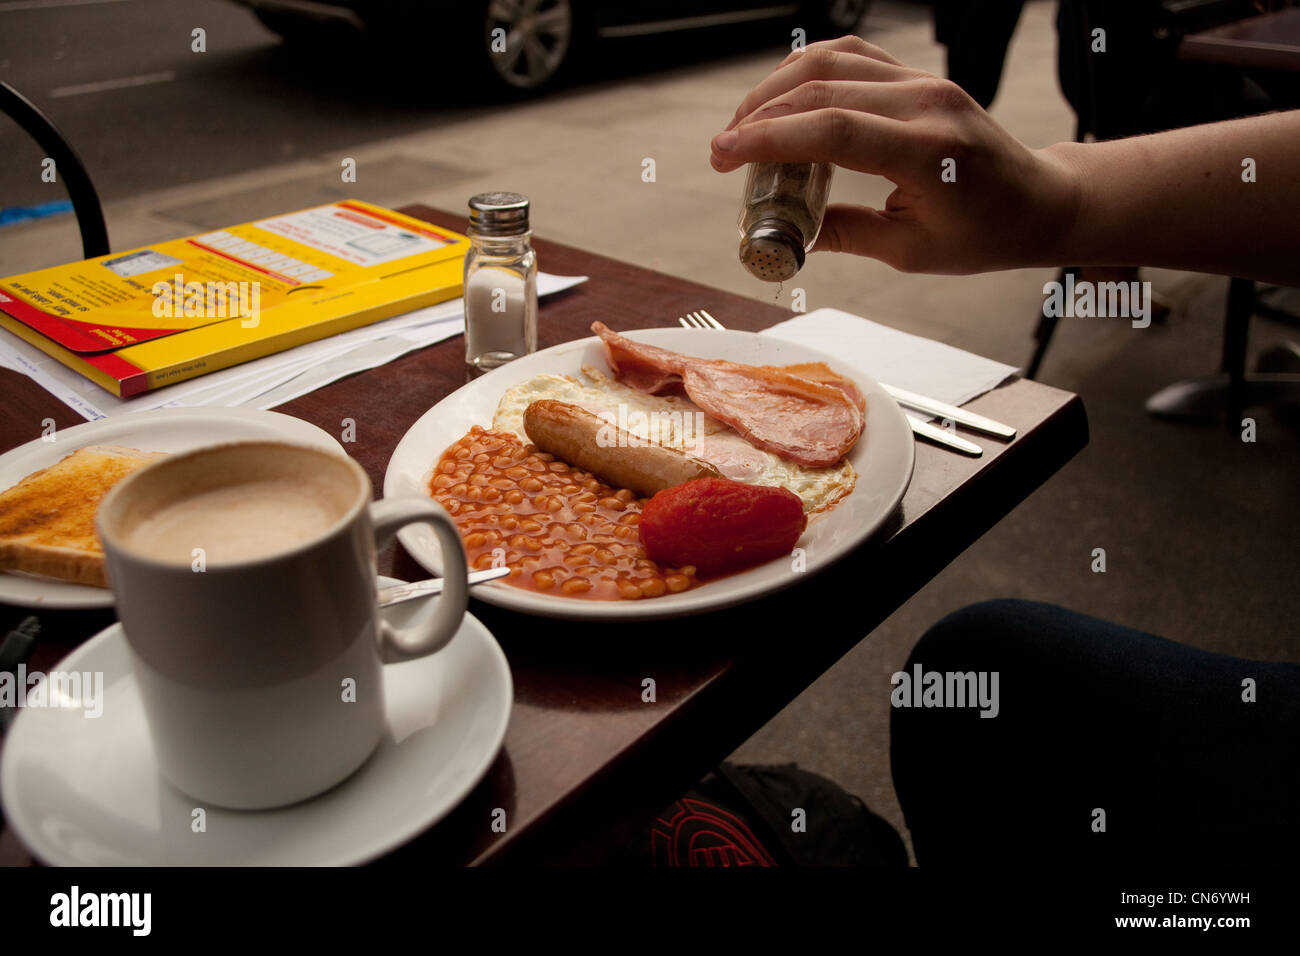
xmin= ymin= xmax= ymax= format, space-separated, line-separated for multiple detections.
xmin=639 ymin=477 xmax=806 ymax=577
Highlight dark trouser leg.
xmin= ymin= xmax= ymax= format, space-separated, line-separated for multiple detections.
xmin=935 ymin=0 xmax=1026 ymax=110
xmin=890 ymin=599 xmax=1300 ymax=864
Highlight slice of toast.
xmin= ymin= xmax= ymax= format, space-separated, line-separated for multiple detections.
xmin=0 ymin=444 xmax=167 ymax=588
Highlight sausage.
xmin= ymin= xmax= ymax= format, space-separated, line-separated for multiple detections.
xmin=523 ymin=400 xmax=721 ymax=497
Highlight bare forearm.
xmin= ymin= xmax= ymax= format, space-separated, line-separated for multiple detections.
xmin=1045 ymin=112 xmax=1300 ymax=285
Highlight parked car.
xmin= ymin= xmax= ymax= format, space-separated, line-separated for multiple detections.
xmin=226 ymin=1 xmax=872 ymax=94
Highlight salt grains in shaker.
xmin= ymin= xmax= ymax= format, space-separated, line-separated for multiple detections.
xmin=464 ymin=192 xmax=538 ymax=372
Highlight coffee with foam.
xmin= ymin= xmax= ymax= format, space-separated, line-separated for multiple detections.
xmin=105 ymin=443 xmax=359 ymax=567
xmin=123 ymin=479 xmax=346 ymax=564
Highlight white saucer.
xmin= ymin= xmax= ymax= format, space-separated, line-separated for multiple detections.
xmin=0 ymin=579 xmax=512 ymax=866
xmin=0 ymin=407 xmax=346 ymax=609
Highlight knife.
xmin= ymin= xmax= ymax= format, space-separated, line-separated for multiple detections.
xmin=378 ymin=566 xmax=510 ymax=607
xmin=907 ymin=415 xmax=983 ymax=456
xmin=884 ymin=384 xmax=1017 ymax=440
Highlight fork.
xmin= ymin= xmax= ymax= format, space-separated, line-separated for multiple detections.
xmin=678 ymin=310 xmax=1016 ymax=456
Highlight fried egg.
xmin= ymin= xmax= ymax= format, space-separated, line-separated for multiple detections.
xmin=493 ymin=369 xmax=856 ymax=514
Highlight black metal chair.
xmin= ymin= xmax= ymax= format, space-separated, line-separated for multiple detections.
xmin=0 ymin=81 xmax=109 ymax=259
xmin=1144 ymin=277 xmax=1300 ymax=423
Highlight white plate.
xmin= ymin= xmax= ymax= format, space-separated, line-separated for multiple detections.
xmin=0 ymin=407 xmax=345 ymax=609
xmin=385 ymin=328 xmax=914 ymax=620
xmin=0 ymin=578 xmax=513 ymax=866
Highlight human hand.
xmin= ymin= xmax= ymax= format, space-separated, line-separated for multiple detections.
xmin=710 ymin=36 xmax=1082 ymax=274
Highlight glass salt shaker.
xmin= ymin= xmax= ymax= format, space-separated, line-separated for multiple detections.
xmin=737 ymin=162 xmax=834 ymax=282
xmin=464 ymin=192 xmax=538 ymax=372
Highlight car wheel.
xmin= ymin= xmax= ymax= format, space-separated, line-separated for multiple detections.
xmin=480 ymin=0 xmax=576 ymax=94
xmin=801 ymin=0 xmax=872 ymax=40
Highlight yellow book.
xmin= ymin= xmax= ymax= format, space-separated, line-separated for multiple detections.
xmin=0 ymin=200 xmax=468 ymax=396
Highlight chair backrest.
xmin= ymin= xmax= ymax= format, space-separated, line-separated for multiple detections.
xmin=0 ymin=81 xmax=109 ymax=259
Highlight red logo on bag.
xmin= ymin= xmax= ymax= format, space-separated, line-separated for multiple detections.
xmin=650 ymin=798 xmax=778 ymax=867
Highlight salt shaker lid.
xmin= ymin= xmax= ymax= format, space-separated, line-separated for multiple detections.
xmin=468 ymin=192 xmax=530 ymax=237
xmin=740 ymin=217 xmax=805 ymax=282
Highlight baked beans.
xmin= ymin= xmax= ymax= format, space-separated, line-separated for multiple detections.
xmin=429 ymin=427 xmax=699 ymax=601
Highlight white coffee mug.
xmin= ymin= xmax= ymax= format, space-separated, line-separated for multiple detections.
xmin=96 ymin=441 xmax=468 ymax=810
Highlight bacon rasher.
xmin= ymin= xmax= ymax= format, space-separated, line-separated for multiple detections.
xmin=591 ymin=322 xmax=864 ymax=468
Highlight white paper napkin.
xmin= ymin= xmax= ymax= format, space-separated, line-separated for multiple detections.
xmin=760 ymin=308 xmax=1018 ymax=416
xmin=0 ymin=272 xmax=587 ymax=420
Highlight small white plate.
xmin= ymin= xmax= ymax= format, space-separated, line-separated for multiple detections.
xmin=0 ymin=579 xmax=513 ymax=866
xmin=0 ymin=407 xmax=345 ymax=609
xmin=384 ymin=328 xmax=914 ymax=620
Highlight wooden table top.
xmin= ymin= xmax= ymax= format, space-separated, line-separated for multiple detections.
xmin=0 ymin=204 xmax=1088 ymax=866
xmin=1179 ymin=7 xmax=1300 ymax=71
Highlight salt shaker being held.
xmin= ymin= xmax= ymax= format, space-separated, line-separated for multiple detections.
xmin=464 ymin=192 xmax=538 ymax=372
xmin=738 ymin=162 xmax=833 ymax=283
